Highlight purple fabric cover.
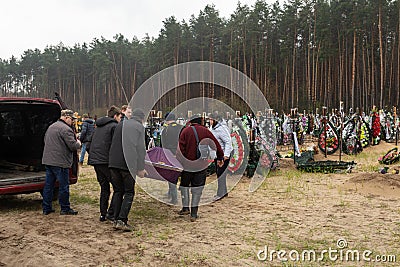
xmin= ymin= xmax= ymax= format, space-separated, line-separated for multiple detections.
xmin=144 ymin=147 xmax=183 ymax=184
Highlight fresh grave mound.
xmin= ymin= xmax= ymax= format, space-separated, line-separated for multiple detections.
xmin=349 ymin=173 xmax=400 ymax=188
xmin=344 ymin=172 xmax=400 ymax=198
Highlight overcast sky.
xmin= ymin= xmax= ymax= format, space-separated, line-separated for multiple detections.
xmin=0 ymin=0 xmax=280 ymax=60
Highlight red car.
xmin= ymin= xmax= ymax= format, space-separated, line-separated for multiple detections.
xmin=0 ymin=97 xmax=78 ymax=199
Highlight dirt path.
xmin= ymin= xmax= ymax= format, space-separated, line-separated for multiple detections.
xmin=1 ymin=143 xmax=400 ymax=266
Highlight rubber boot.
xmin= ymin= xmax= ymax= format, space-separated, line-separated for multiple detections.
xmin=169 ymin=183 xmax=178 ymax=204
xmin=190 ymin=193 xmax=201 ymax=220
xmin=178 ymin=187 xmax=190 ymax=214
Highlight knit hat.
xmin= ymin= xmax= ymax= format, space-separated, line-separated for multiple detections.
xmin=165 ymin=112 xmax=176 ymax=121
xmin=189 ymin=114 xmax=202 ymax=124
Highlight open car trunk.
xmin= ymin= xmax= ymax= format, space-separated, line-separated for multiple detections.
xmin=0 ymin=98 xmax=77 ymax=194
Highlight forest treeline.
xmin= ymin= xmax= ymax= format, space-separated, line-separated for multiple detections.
xmin=1 ymin=0 xmax=400 ymax=114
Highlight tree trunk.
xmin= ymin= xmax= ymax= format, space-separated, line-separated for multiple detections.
xmin=398 ymin=1 xmax=400 ymax=105
xmin=291 ymin=26 xmax=297 ymax=108
xmin=379 ymin=1 xmax=384 ymax=107
xmin=351 ymin=30 xmax=357 ymax=110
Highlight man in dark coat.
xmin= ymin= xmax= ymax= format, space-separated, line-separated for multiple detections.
xmin=42 ymin=109 xmax=81 ymax=215
xmin=108 ymin=108 xmax=147 ymax=231
xmin=79 ymin=114 xmax=95 ymax=164
xmin=176 ymin=115 xmax=224 ymax=222
xmin=160 ymin=112 xmax=183 ymax=204
xmin=88 ymin=106 xmax=121 ymax=222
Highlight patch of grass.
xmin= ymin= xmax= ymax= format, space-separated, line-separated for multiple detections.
xmin=193 ymin=253 xmax=209 ymax=262
xmin=358 ymin=164 xmax=380 ymax=173
xmin=131 ymin=200 xmax=169 ymax=224
xmin=326 ymin=180 xmax=336 ymax=190
xmin=75 ymin=177 xmax=97 ymax=185
xmin=258 ymin=179 xmax=273 ymax=191
xmin=242 ymin=232 xmax=263 ymax=247
xmin=365 ymin=194 xmax=376 ymax=200
xmin=216 ymin=220 xmax=227 ymax=229
xmin=284 ymin=169 xmax=303 ymax=180
xmin=354 ymin=151 xmax=376 ymax=160
xmin=135 ymin=229 xmax=143 ymax=237
xmin=268 ymin=169 xmax=285 ymax=177
xmin=378 ymin=202 xmax=389 ymax=209
xmin=270 ymin=233 xmax=284 ymax=251
xmin=77 ymin=170 xmax=97 ymax=180
xmin=281 ymin=178 xmax=310 ymax=201
xmin=387 ymin=231 xmax=400 ymax=247
xmin=158 ymin=229 xmax=172 ymax=240
xmin=176 ymin=253 xmax=209 ymax=267
xmin=332 ymin=199 xmax=350 ymax=208
xmin=237 ymin=249 xmax=254 ymax=260
xmin=153 ymin=250 xmax=166 ymax=258
xmin=285 ymin=184 xmax=294 ymax=194
xmin=70 ymin=193 xmax=98 ymax=205
xmin=121 ymin=255 xmax=136 ymax=264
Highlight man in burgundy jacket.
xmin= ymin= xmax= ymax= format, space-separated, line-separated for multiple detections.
xmin=176 ymin=115 xmax=224 ymax=222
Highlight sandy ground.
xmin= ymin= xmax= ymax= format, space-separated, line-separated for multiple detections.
xmin=1 ymin=141 xmax=400 ymax=266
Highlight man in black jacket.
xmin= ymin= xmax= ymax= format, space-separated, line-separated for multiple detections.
xmin=79 ymin=114 xmax=95 ymax=164
xmin=160 ymin=112 xmax=183 ymax=204
xmin=88 ymin=106 xmax=121 ymax=222
xmin=109 ymin=108 xmax=147 ymax=231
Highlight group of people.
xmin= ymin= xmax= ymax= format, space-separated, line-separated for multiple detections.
xmin=160 ymin=112 xmax=233 ymax=221
xmin=41 ymin=104 xmax=233 ymax=231
xmin=77 ymin=105 xmax=131 ymax=165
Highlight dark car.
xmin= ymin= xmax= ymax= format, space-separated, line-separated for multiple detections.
xmin=0 ymin=97 xmax=78 ymax=199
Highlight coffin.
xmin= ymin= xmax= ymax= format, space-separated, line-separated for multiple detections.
xmin=144 ymin=147 xmax=183 ymax=184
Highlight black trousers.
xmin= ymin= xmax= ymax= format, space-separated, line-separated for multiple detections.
xmin=180 ymin=169 xmax=207 ymax=190
xmin=110 ymin=168 xmax=136 ymax=222
xmin=180 ymin=169 xmax=207 ymax=216
xmin=94 ymin=164 xmax=115 ymax=217
xmin=215 ymin=157 xmax=230 ymax=197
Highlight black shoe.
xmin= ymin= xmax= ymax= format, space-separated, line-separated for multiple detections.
xmin=178 ymin=209 xmax=190 ymax=215
xmin=114 ymin=220 xmax=124 ymax=230
xmin=60 ymin=209 xmax=78 ymax=215
xmin=106 ymin=214 xmax=114 ymax=221
xmin=43 ymin=209 xmax=55 ymax=215
xmin=121 ymin=222 xmax=133 ymax=232
xmin=190 ymin=215 xmax=198 ymax=222
xmin=100 ymin=215 xmax=106 ymax=222
xmin=113 ymin=220 xmax=133 ymax=232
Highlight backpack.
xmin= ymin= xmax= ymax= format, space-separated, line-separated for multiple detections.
xmin=191 ymin=126 xmax=210 ymax=160
xmin=161 ymin=122 xmax=183 ymax=152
